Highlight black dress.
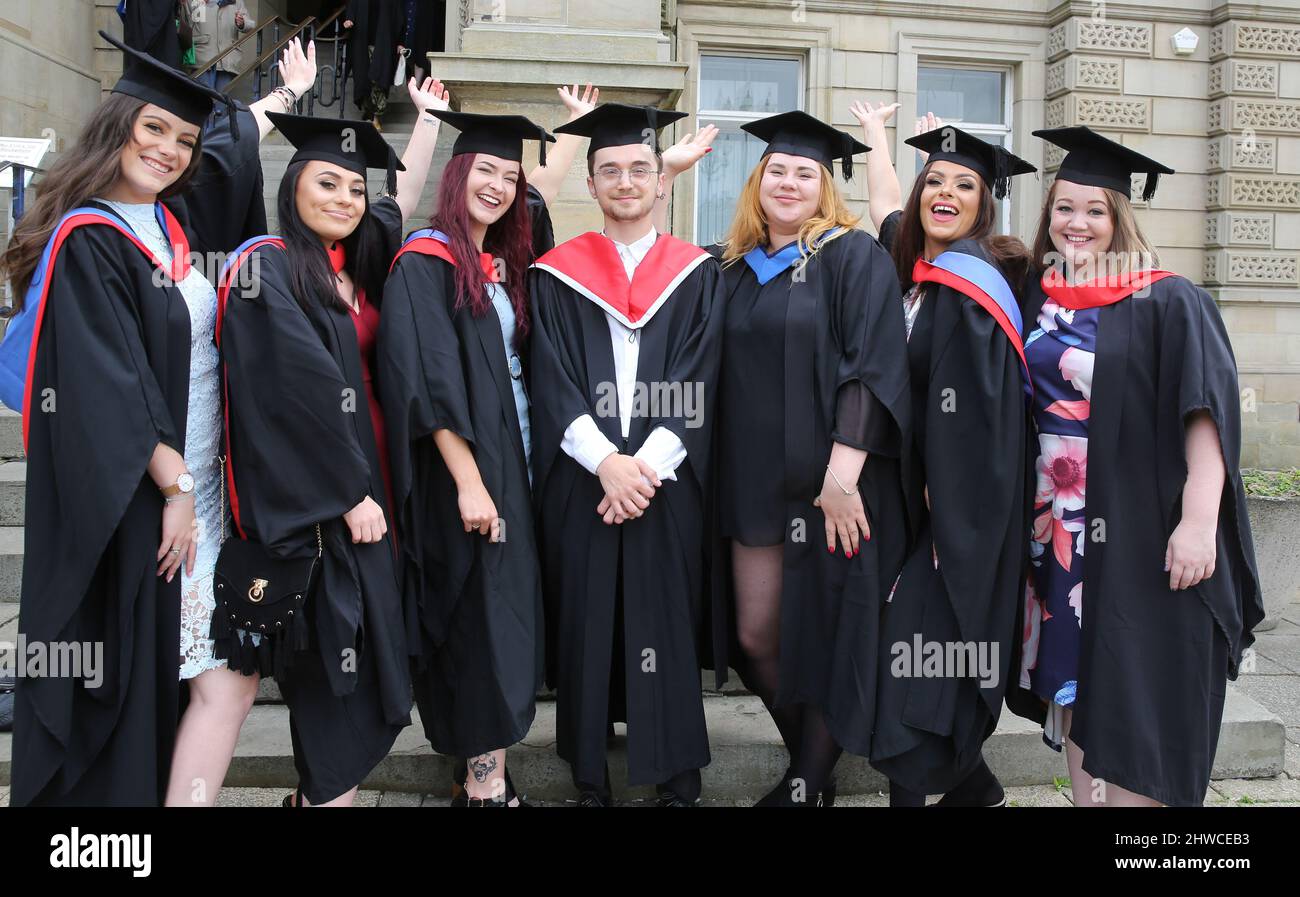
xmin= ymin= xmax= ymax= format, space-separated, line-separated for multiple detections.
xmin=219 ymin=198 xmax=412 ymax=804
xmin=708 ymin=229 xmax=912 ymax=756
xmin=868 ymin=210 xmax=1034 ymax=795
xmin=9 ymin=106 xmax=265 ymax=806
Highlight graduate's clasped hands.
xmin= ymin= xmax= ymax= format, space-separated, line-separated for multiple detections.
xmin=595 ymin=453 xmax=662 ymax=525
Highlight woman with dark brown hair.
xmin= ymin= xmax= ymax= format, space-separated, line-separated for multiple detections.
xmin=1006 ymin=126 xmax=1263 ymax=807
xmin=0 ymin=34 xmax=315 ymax=807
xmin=852 ymin=101 xmax=1036 ymax=807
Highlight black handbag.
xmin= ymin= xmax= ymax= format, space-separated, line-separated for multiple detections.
xmin=210 ymin=455 xmax=321 ymax=679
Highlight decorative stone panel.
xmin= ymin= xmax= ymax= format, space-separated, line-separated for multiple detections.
xmin=1208 ymin=135 xmax=1276 ymax=172
xmin=1223 ymin=23 xmax=1300 ymax=59
xmin=1074 ymin=96 xmax=1150 ymax=131
xmin=1217 ymin=173 xmax=1300 ymax=210
xmin=1210 ymin=98 xmax=1300 ymax=135
xmin=1076 ymin=21 xmax=1152 ymax=57
xmin=1047 ymin=22 xmax=1067 ymax=61
xmin=1210 ymin=61 xmax=1279 ymax=98
xmin=1205 ymin=212 xmax=1274 ymax=247
xmin=1047 ymin=57 xmax=1122 ymax=98
xmin=1226 ymin=251 xmax=1300 ymax=284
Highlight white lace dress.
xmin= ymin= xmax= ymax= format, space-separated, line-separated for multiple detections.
xmin=101 ymin=201 xmax=229 ymax=680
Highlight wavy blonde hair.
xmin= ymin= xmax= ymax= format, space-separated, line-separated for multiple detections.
xmin=718 ymin=157 xmax=860 ymax=264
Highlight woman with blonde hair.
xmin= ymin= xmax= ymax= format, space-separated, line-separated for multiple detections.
xmin=1006 ymin=126 xmax=1263 ymax=807
xmin=662 ymin=110 xmax=911 ymax=806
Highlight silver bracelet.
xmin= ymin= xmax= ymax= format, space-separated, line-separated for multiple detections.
xmin=826 ymin=465 xmax=858 ymax=496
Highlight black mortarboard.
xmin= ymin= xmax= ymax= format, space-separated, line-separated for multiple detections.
xmin=1034 ymin=125 xmax=1175 ymax=202
xmin=266 ymin=112 xmax=406 ymax=196
xmin=101 ymin=30 xmax=238 ymax=140
xmin=741 ymin=110 xmax=870 ymax=180
xmin=905 ymin=126 xmax=1036 ymax=200
xmin=552 ymin=103 xmax=687 ymax=158
xmin=428 ymin=110 xmax=556 ymax=167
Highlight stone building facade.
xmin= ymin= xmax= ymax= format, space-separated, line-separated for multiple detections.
xmin=2 ymin=0 xmax=1297 ymax=466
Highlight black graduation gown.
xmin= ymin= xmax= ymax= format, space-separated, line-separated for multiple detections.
xmin=220 ymin=199 xmax=413 ymax=804
xmin=379 ymin=251 xmax=543 ymax=759
xmin=1005 ymin=273 xmax=1264 ymax=806
xmin=123 ymin=0 xmax=182 ymax=68
xmin=9 ymin=106 xmax=266 ymax=807
xmin=708 ymin=230 xmax=912 ymax=758
xmin=869 ymin=213 xmax=1034 ymax=793
xmin=528 ymin=236 xmax=725 ymax=787
xmin=378 ymin=188 xmax=553 ymax=759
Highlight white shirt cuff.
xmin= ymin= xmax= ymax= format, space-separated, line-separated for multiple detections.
xmin=634 ymin=426 xmax=687 ymax=482
xmin=561 ymin=414 xmax=620 ymax=475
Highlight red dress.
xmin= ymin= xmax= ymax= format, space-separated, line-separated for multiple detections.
xmin=349 ymin=291 xmax=396 ymax=520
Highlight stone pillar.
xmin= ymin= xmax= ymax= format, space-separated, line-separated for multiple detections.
xmin=1205 ymin=17 xmax=1300 ymax=470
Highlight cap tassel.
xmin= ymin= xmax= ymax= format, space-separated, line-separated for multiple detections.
xmin=992 ymin=148 xmax=1012 ymax=200
xmin=224 ymin=96 xmax=240 ymax=142
xmin=386 ymin=154 xmax=398 ymax=197
xmin=1142 ymin=171 xmax=1160 ymax=203
xmin=537 ymin=126 xmax=548 ymax=167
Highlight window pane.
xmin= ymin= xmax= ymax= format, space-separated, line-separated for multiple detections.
xmin=699 ymin=56 xmax=800 ymax=114
xmin=695 ymin=122 xmax=769 ymax=246
xmin=917 ymin=66 xmax=1004 ymax=125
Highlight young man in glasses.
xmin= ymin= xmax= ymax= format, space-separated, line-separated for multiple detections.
xmin=528 ymin=103 xmax=726 ymax=806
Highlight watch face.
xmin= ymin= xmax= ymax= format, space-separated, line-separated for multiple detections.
xmin=177 ymin=473 xmax=195 ymax=493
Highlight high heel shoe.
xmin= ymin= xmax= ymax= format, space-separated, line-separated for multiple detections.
xmin=281 ymin=785 xmax=303 ymax=808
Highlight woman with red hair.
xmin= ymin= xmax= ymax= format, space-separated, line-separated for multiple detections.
xmin=378 ymin=111 xmax=559 ymax=807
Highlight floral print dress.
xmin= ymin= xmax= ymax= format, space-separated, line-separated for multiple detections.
xmin=1018 ymin=298 xmax=1097 ymax=749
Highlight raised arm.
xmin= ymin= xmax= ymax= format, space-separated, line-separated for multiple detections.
xmin=849 ymin=100 xmax=905 ymax=232
xmin=653 ymin=124 xmax=718 ymax=235
xmin=248 ymin=38 xmax=318 ymax=141
xmin=393 ymin=76 xmax=451 ymax=222
xmin=528 ymin=83 xmax=600 ymax=208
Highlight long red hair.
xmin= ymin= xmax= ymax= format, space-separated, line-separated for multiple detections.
xmin=429 ymin=153 xmax=533 ymax=338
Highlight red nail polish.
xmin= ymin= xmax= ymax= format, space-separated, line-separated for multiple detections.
xmin=828 ymin=546 xmax=835 ymax=554
xmin=846 ymin=550 xmax=853 ymax=558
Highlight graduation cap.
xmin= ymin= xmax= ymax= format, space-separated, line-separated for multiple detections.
xmin=905 ymin=126 xmax=1036 ymax=200
xmin=428 ymin=110 xmax=556 ymax=167
xmin=1034 ymin=125 xmax=1175 ymax=202
xmin=741 ymin=110 xmax=870 ymax=180
xmin=553 ymin=103 xmax=687 ymax=158
xmin=266 ymin=112 xmax=406 ymax=196
xmin=100 ymin=30 xmax=238 ymax=140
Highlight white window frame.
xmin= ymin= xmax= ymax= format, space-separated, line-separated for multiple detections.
xmin=694 ymin=51 xmax=806 ymax=245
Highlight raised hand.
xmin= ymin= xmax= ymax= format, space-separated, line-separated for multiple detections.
xmin=409 ymin=75 xmax=450 ymax=113
xmin=277 ymin=37 xmax=317 ymax=98
xmin=558 ymin=83 xmax=599 ymax=122
xmin=662 ymin=124 xmax=718 ymax=177
xmin=849 ymin=100 xmax=900 ymax=132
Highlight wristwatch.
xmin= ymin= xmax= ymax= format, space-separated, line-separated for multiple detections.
xmin=161 ymin=472 xmax=195 ymax=500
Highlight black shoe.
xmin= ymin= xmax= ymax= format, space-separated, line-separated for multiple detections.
xmin=819 ymin=776 xmax=838 ymax=808
xmin=577 ymin=789 xmax=612 ymax=807
xmin=656 ymin=790 xmax=700 ymax=807
xmin=281 ymin=786 xmax=303 ymax=808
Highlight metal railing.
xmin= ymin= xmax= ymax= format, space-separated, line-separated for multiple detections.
xmin=194 ymin=5 xmax=352 ymax=118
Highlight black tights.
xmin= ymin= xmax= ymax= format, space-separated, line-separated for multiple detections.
xmin=733 ymin=543 xmax=841 ymax=800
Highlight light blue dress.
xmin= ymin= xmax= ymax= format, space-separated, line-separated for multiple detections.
xmin=488 ymin=282 xmax=531 ymax=478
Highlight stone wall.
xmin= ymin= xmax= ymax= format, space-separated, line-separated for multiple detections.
xmin=665 ymin=0 xmax=1299 ymax=468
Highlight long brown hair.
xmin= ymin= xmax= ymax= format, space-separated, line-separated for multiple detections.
xmin=890 ymin=158 xmax=1029 ymax=291
xmin=718 ymin=156 xmax=861 ymax=264
xmin=1029 ymin=179 xmax=1157 ymax=279
xmin=0 ymin=94 xmax=204 ymax=309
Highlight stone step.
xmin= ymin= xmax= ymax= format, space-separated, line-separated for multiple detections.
xmin=0 ymin=463 xmax=24 ymax=526
xmin=0 ymin=686 xmax=1283 ymax=801
xmin=0 ymin=409 xmax=22 ymax=460
xmin=0 ymin=528 xmax=21 ymax=604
